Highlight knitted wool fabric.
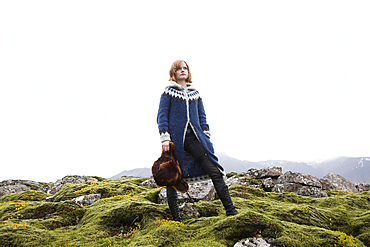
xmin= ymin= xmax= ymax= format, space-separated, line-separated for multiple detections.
xmin=157 ymin=81 xmax=224 ymax=182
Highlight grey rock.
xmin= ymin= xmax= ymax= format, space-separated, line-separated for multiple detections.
xmin=180 ymin=202 xmax=200 ymax=217
xmin=234 ymin=238 xmax=270 ymax=247
xmin=249 ymin=167 xmax=282 ymax=179
xmin=44 ymin=195 xmax=54 ymax=202
xmin=355 ymin=183 xmax=370 ymax=192
xmin=47 ymin=176 xmax=98 ymax=195
xmin=253 ymin=238 xmax=270 ymax=247
xmin=158 ymin=180 xmax=215 ymax=204
xmin=261 ymin=178 xmax=275 ymax=192
xmin=277 ymin=171 xmax=322 ymax=188
xmin=72 ymin=193 xmax=101 ymax=206
xmin=0 ymin=179 xmax=51 ymax=195
xmin=226 ymin=175 xmax=250 ymax=187
xmin=272 ymin=183 xmax=328 ymax=198
xmin=0 ymin=184 xmax=30 ymax=197
xmin=0 ymin=179 xmax=40 ymax=187
xmin=140 ymin=176 xmax=159 ymax=189
xmin=320 ymin=173 xmax=358 ymax=192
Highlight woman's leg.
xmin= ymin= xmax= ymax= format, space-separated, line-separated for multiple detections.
xmin=166 ymin=186 xmax=182 ymax=222
xmin=184 ymin=127 xmax=238 ymax=216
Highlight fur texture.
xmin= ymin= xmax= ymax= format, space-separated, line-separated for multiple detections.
xmin=152 ymin=142 xmax=189 ymax=193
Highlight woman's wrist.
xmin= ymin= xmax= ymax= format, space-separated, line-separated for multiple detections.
xmin=160 ymin=131 xmax=171 ymax=143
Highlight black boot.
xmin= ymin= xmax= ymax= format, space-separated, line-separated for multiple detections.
xmin=166 ymin=186 xmax=182 ymax=222
xmin=214 ymin=179 xmax=239 ymax=216
xmin=201 ymin=156 xmax=238 ymax=216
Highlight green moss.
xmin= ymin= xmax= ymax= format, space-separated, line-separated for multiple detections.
xmin=49 ymin=183 xmax=89 ymax=202
xmin=226 ymin=172 xmax=237 ymax=178
xmin=139 ymin=187 xmax=163 ymax=203
xmin=50 ymin=179 xmax=147 ymax=202
xmin=230 ymin=185 xmax=267 ymax=198
xmin=0 ymin=200 xmax=85 ymax=231
xmin=1 ymin=176 xmax=370 ymax=247
xmin=0 ymin=223 xmax=53 ymax=247
xmin=190 ymin=200 xmax=222 ymax=217
xmin=0 ymin=190 xmax=49 ymax=203
xmin=325 ymin=230 xmax=366 ymax=247
xmin=20 ymin=183 xmax=40 ymax=191
xmin=80 ymin=197 xmax=168 ymax=230
xmin=88 ymin=175 xmax=107 ymax=181
xmin=356 ymin=232 xmax=370 ymax=247
xmin=202 ymin=212 xmax=277 ymax=245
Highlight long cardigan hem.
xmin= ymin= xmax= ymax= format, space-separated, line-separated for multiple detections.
xmin=157 ymin=81 xmax=224 ymax=182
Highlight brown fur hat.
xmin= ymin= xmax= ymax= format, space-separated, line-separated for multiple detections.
xmin=152 ymin=142 xmax=189 ymax=193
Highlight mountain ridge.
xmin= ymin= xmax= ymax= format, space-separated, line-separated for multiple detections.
xmin=111 ymin=154 xmax=370 ymax=183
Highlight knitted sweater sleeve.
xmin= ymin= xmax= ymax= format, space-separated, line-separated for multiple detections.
xmin=198 ymin=98 xmax=211 ymax=136
xmin=157 ymin=92 xmax=171 ymax=143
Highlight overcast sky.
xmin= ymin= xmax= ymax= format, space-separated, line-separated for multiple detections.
xmin=1 ymin=1 xmax=369 ymax=182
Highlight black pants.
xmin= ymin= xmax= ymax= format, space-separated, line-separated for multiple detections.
xmin=167 ymin=126 xmax=222 ymax=198
xmin=184 ymin=127 xmax=223 ymax=177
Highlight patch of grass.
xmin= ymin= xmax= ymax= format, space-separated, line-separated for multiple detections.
xmin=1 ymin=177 xmax=369 ymax=246
xmin=226 ymin=172 xmax=237 ymax=178
xmin=49 ymin=179 xmax=146 ymax=202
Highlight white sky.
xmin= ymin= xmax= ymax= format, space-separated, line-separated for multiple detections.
xmin=1 ymin=1 xmax=369 ymax=182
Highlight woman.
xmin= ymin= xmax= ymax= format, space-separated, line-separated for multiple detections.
xmin=157 ymin=60 xmax=238 ymax=222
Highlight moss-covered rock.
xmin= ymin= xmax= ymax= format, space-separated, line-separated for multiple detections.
xmin=0 ymin=200 xmax=85 ymax=231
xmin=1 ymin=176 xmax=369 ymax=247
xmin=202 ymin=212 xmax=282 ymax=246
xmin=80 ymin=197 xmax=168 ymax=229
xmin=49 ymin=179 xmax=147 ymax=202
xmin=0 ymin=190 xmax=49 ymax=203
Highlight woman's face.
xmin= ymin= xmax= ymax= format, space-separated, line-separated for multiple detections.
xmin=175 ymin=62 xmax=188 ymax=81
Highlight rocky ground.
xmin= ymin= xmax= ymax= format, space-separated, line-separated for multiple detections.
xmin=1 ymin=168 xmax=370 ymax=246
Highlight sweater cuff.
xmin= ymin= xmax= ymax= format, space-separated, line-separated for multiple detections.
xmin=203 ymin=130 xmax=211 ymax=137
xmin=160 ymin=131 xmax=171 ymax=143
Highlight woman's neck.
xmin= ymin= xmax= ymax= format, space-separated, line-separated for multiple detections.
xmin=176 ymin=80 xmax=187 ymax=89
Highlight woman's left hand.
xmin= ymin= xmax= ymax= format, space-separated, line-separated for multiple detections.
xmin=162 ymin=141 xmax=170 ymax=152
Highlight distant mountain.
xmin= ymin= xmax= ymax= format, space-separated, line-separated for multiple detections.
xmin=258 ymin=160 xmax=320 ymax=178
xmin=315 ymin=157 xmax=370 ymax=183
xmin=216 ymin=152 xmax=264 ymax=172
xmin=111 ymin=154 xmax=370 ymax=183
xmin=111 ymin=168 xmax=152 ymax=179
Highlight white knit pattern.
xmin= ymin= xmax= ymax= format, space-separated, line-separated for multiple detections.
xmin=184 ymin=168 xmax=226 ymax=184
xmin=164 ymin=87 xmax=200 ymax=101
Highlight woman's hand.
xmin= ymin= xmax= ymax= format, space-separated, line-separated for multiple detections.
xmin=162 ymin=141 xmax=170 ymax=152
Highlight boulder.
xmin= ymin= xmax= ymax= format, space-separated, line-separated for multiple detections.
xmin=272 ymin=183 xmax=328 ymax=198
xmin=0 ymin=179 xmax=50 ymax=194
xmin=261 ymin=178 xmax=275 ymax=192
xmin=277 ymin=171 xmax=322 ymax=188
xmin=355 ymin=183 xmax=370 ymax=192
xmin=226 ymin=175 xmax=250 ymax=187
xmin=248 ymin=167 xmax=282 ymax=179
xmin=180 ymin=202 xmax=200 ymax=217
xmin=320 ymin=173 xmax=358 ymax=192
xmin=72 ymin=194 xmax=101 ymax=207
xmin=0 ymin=184 xmax=30 ymax=197
xmin=158 ymin=180 xmax=215 ymax=204
xmin=0 ymin=179 xmax=40 ymax=187
xmin=234 ymin=237 xmax=272 ymax=247
xmin=47 ymin=176 xmax=98 ymax=195
xmin=140 ymin=176 xmax=159 ymax=189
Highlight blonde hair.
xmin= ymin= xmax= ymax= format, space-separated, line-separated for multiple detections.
xmin=168 ymin=60 xmax=192 ymax=83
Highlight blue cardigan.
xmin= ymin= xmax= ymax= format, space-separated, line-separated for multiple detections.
xmin=157 ymin=81 xmax=224 ymax=182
